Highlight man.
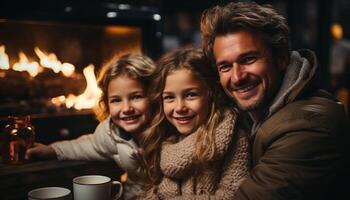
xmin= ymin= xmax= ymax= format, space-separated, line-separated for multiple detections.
xmin=201 ymin=2 xmax=349 ymax=199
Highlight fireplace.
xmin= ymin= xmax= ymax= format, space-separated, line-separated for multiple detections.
xmin=0 ymin=2 xmax=162 ymax=143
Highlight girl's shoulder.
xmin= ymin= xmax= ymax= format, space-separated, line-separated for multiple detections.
xmin=93 ymin=118 xmax=111 ymax=134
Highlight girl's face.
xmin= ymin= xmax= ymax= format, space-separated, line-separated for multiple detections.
xmin=108 ymin=75 xmax=150 ymax=135
xmin=162 ymin=68 xmax=210 ymax=136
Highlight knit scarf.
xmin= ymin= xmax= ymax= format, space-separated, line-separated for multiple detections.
xmin=157 ymin=109 xmax=237 ymax=199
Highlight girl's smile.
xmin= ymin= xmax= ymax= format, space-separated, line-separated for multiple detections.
xmin=108 ymin=75 xmax=150 ymax=135
xmin=162 ymin=69 xmax=209 ymax=136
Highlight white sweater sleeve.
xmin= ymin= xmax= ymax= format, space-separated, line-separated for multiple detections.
xmin=51 ymin=119 xmax=116 ymax=161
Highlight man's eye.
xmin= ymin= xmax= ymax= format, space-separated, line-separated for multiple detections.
xmin=239 ymin=56 xmax=258 ymax=65
xmin=218 ymin=64 xmax=231 ymax=72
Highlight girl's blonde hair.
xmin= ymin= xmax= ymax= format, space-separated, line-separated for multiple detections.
xmin=139 ymin=46 xmax=230 ymax=185
xmin=94 ymin=53 xmax=156 ymax=121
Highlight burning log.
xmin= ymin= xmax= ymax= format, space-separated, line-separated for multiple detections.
xmin=0 ymin=69 xmax=32 ymax=99
xmin=0 ymin=45 xmax=101 ymax=116
xmin=34 ymin=69 xmax=85 ymax=98
xmin=0 ymin=69 xmax=86 ymax=100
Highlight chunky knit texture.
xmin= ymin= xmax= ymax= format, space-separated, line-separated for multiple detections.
xmin=140 ymin=109 xmax=250 ymax=199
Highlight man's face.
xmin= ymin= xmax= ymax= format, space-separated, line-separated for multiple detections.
xmin=213 ymin=30 xmax=283 ymax=118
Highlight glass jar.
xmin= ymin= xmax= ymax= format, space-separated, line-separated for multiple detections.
xmin=1 ymin=115 xmax=35 ymax=164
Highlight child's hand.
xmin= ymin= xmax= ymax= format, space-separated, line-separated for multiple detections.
xmin=25 ymin=143 xmax=57 ymax=160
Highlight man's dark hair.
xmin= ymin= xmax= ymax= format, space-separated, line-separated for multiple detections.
xmin=201 ymin=1 xmax=290 ymax=66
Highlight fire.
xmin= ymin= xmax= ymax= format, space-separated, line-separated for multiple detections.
xmin=12 ymin=52 xmax=42 ymax=77
xmin=1 ymin=45 xmax=101 ymax=110
xmin=50 ymin=65 xmax=102 ymax=110
xmin=0 ymin=45 xmax=10 ymax=70
xmin=1 ymin=45 xmax=75 ymax=78
xmin=34 ymin=47 xmax=75 ymax=77
xmin=62 ymin=64 xmax=102 ymax=110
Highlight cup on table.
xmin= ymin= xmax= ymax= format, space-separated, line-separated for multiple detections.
xmin=73 ymin=175 xmax=123 ymax=200
xmin=28 ymin=187 xmax=72 ymax=200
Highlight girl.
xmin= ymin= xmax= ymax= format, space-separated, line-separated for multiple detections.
xmin=25 ymin=53 xmax=157 ymax=200
xmin=139 ymin=47 xmax=250 ymax=199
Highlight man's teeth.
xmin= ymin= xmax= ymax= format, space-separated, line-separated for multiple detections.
xmin=237 ymin=84 xmax=255 ymax=92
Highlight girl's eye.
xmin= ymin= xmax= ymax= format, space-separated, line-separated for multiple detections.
xmin=131 ymin=94 xmax=144 ymax=100
xmin=185 ymin=92 xmax=198 ymax=99
xmin=109 ymin=98 xmax=121 ymax=104
xmin=162 ymin=95 xmax=174 ymax=102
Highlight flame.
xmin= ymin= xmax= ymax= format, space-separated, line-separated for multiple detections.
xmin=51 ymin=64 xmax=102 ymax=110
xmin=13 ymin=52 xmax=42 ymax=77
xmin=1 ymin=45 xmax=75 ymax=77
xmin=34 ymin=47 xmax=75 ymax=77
xmin=61 ymin=63 xmax=75 ymax=77
xmin=0 ymin=45 xmax=10 ymax=70
xmin=2 ymin=44 xmax=101 ymax=110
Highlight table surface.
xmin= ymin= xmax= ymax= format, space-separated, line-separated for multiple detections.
xmin=0 ymin=160 xmax=123 ymax=200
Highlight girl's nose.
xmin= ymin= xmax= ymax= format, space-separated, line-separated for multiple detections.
xmin=175 ymin=99 xmax=187 ymax=113
xmin=122 ymin=101 xmax=134 ymax=113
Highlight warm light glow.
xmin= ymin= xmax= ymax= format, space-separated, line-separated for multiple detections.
xmin=0 ymin=45 xmax=10 ymax=70
xmin=65 ymin=94 xmax=76 ymax=109
xmin=1 ymin=45 xmax=77 ymax=77
xmin=2 ymin=44 xmax=100 ymax=110
xmin=34 ymin=47 xmax=75 ymax=77
xmin=13 ymin=52 xmax=42 ymax=77
xmin=34 ymin=47 xmax=60 ymax=73
xmin=331 ymin=23 xmax=343 ymax=40
xmin=51 ymin=95 xmax=66 ymax=107
xmin=61 ymin=63 xmax=75 ymax=77
xmin=62 ymin=64 xmax=102 ymax=110
xmin=120 ymin=172 xmax=128 ymax=183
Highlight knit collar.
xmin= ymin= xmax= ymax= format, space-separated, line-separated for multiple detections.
xmin=160 ymin=109 xmax=237 ymax=178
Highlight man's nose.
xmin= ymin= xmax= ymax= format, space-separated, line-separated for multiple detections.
xmin=231 ymin=63 xmax=247 ymax=85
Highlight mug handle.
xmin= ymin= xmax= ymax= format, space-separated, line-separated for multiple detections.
xmin=112 ymin=181 xmax=123 ymax=200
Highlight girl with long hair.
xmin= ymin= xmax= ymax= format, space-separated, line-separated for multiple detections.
xmin=139 ymin=47 xmax=249 ymax=199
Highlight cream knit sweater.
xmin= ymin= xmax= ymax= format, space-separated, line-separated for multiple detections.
xmin=141 ymin=109 xmax=250 ymax=199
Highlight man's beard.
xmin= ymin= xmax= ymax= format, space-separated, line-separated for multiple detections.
xmin=228 ymin=78 xmax=267 ymax=112
xmin=228 ymin=85 xmax=269 ymax=113
xmin=235 ymin=93 xmax=266 ymax=112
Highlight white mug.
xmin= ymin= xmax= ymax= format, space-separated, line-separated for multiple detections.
xmin=28 ymin=187 xmax=72 ymax=200
xmin=73 ymin=175 xmax=123 ymax=200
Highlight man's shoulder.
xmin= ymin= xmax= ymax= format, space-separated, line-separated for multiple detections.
xmin=260 ymin=90 xmax=348 ymax=135
xmin=280 ymin=90 xmax=345 ymax=121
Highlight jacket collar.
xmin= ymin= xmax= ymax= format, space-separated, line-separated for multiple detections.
xmin=267 ymin=49 xmax=318 ymax=118
xmin=250 ymin=49 xmax=318 ymax=136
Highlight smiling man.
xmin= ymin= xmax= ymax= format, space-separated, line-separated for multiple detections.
xmin=201 ymin=1 xmax=350 ymax=200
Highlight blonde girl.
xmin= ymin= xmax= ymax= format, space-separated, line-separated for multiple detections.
xmin=139 ymin=47 xmax=249 ymax=199
xmin=25 ymin=53 xmax=157 ymax=200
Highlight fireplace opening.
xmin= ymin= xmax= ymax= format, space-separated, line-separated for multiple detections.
xmin=0 ymin=19 xmax=142 ymax=116
xmin=0 ymin=2 xmax=162 ymax=143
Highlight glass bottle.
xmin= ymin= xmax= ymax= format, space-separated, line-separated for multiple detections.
xmin=1 ymin=115 xmax=35 ymax=164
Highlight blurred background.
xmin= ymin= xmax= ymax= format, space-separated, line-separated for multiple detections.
xmin=0 ymin=0 xmax=349 ymax=144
